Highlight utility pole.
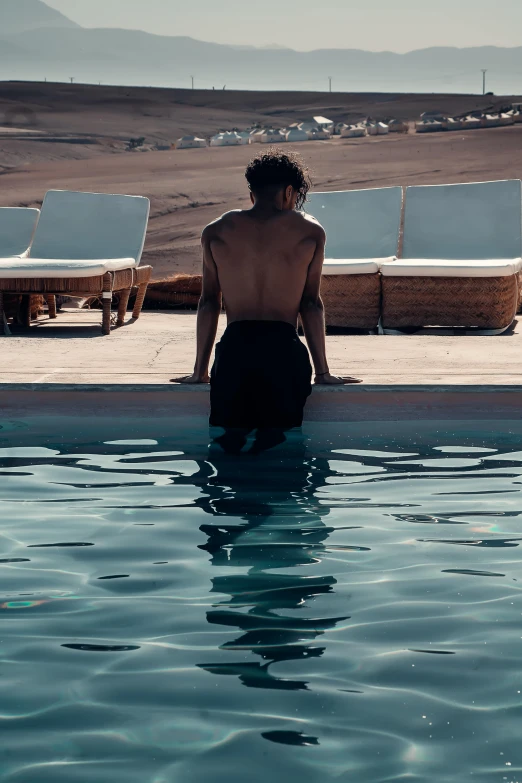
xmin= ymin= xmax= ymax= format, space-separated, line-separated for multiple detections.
xmin=70 ymin=77 xmax=75 ymax=84
xmin=191 ymin=75 xmax=194 ymax=90
xmin=481 ymin=69 xmax=487 ymax=95
xmin=329 ymin=76 xmax=332 ymax=93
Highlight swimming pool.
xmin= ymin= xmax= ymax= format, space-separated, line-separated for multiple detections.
xmin=1 ymin=411 xmax=521 ymax=782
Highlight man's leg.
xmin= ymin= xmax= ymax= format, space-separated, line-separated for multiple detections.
xmin=209 ymin=335 xmax=254 ymax=430
xmin=254 ymin=335 xmax=313 ymax=431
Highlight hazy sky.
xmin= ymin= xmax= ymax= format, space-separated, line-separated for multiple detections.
xmin=46 ymin=0 xmax=522 ymax=52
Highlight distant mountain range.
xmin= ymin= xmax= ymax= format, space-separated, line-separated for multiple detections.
xmin=1 ymin=0 xmax=80 ymax=35
xmin=1 ymin=0 xmax=521 ymax=94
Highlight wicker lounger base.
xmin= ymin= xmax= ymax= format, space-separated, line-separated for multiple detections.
xmin=382 ymin=275 xmax=518 ymax=331
xmin=0 ymin=266 xmax=152 ymax=335
xmin=142 ymin=274 xmax=202 ymax=309
xmin=321 ymin=273 xmax=381 ymax=329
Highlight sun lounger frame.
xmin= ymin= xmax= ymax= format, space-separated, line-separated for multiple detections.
xmin=0 ymin=266 xmax=152 ymax=335
xmin=0 ymin=190 xmax=152 ymax=335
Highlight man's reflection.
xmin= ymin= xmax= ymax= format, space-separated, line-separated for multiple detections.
xmin=194 ymin=432 xmax=348 ymax=690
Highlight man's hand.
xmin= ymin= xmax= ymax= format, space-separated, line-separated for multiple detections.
xmin=315 ymin=372 xmax=362 ymax=385
xmin=170 ymin=373 xmax=210 ymax=384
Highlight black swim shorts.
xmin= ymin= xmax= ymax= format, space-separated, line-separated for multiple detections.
xmin=210 ymin=320 xmax=313 ymax=429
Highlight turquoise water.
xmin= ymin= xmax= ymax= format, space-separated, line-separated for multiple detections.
xmin=1 ymin=417 xmax=522 ymax=782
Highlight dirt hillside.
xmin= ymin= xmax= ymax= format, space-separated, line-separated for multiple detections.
xmin=2 ymin=82 xmax=521 ymax=278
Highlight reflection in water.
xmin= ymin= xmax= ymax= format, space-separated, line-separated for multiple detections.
xmin=195 ymin=434 xmax=348 ymax=692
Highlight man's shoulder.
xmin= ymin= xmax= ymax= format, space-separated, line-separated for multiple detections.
xmin=202 ymin=210 xmax=243 ymax=239
xmin=292 ymin=210 xmax=325 ymax=238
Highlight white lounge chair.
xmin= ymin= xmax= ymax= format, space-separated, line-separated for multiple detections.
xmin=306 ymin=186 xmax=403 ymax=328
xmin=0 ymin=190 xmax=151 ymax=335
xmin=381 ymin=180 xmax=522 ymax=333
xmin=0 ymin=207 xmax=40 ymax=257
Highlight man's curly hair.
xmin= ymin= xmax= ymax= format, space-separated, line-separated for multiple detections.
xmin=245 ymin=148 xmax=312 ymax=210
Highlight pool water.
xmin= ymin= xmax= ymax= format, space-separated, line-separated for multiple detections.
xmin=1 ymin=418 xmax=522 ymax=782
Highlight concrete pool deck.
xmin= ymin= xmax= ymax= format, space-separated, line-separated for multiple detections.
xmin=2 ymin=310 xmax=522 ymax=387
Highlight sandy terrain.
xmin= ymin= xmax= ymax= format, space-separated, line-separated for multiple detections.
xmin=3 ymin=82 xmax=517 ymax=142
xmin=1 ymin=83 xmax=522 ymax=279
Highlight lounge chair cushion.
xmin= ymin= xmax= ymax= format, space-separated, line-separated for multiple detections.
xmin=0 ymin=257 xmax=137 ymax=279
xmin=323 ymin=258 xmax=392 ymax=275
xmin=307 ymin=187 xmax=403 ymax=260
xmin=30 ymin=191 xmax=150 ymax=266
xmin=402 ymin=181 xmax=522 ymax=261
xmin=380 ymin=259 xmax=521 ymax=278
xmin=0 ymin=207 xmax=40 ymax=258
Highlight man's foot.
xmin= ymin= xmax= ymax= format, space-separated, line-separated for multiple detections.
xmin=315 ymin=372 xmax=362 ymax=385
xmin=214 ymin=429 xmax=249 ymax=454
xmin=249 ymin=428 xmax=287 ymax=454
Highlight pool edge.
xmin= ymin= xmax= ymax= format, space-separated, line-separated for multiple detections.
xmin=1 ymin=383 xmax=522 ymax=421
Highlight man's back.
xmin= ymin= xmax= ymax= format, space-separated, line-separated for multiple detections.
xmin=207 ymin=208 xmax=322 ymax=325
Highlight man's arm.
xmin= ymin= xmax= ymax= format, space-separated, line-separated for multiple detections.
xmin=299 ymin=226 xmax=361 ymax=385
xmin=171 ymin=227 xmax=222 ymax=384
xmin=299 ymin=228 xmax=329 ymax=377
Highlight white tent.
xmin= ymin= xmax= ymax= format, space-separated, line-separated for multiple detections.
xmin=236 ymin=131 xmax=251 ymax=145
xmin=446 ymin=118 xmax=462 ymax=131
xmin=388 ymin=119 xmax=409 ymax=133
xmin=506 ymin=109 xmax=522 ymax=124
xmin=307 ymin=128 xmax=330 ymax=140
xmin=482 ymin=114 xmax=502 ymax=128
xmin=210 ymin=131 xmax=243 ymax=146
xmin=249 ymin=129 xmax=264 ymax=144
xmin=415 ymin=119 xmax=444 ymax=133
xmin=285 ymin=128 xmax=308 ymax=142
xmin=462 ymin=116 xmax=482 ymax=130
xmin=260 ymin=129 xmax=287 ymax=143
xmin=175 ymin=135 xmax=206 ymax=149
xmin=367 ymin=122 xmax=389 ymax=136
xmin=499 ymin=113 xmax=515 ymax=126
xmin=313 ymin=116 xmax=334 ymax=133
xmin=298 ymin=120 xmax=321 ymax=134
xmin=340 ymin=124 xmax=366 ymax=138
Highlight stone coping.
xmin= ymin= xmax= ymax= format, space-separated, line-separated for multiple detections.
xmin=0 ymin=382 xmax=522 ymax=393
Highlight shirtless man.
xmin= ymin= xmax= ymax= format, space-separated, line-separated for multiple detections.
xmin=172 ymin=149 xmax=361 ymax=431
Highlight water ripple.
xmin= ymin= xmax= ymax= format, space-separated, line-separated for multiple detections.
xmin=1 ymin=421 xmax=522 ymax=782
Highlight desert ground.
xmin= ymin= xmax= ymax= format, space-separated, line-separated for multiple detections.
xmin=1 ymin=82 xmax=522 ymax=279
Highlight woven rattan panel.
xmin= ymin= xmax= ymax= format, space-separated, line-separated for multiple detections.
xmin=382 ymin=275 xmax=518 ymax=329
xmin=0 ymin=276 xmax=105 ymax=294
xmin=134 ymin=266 xmax=152 ymax=285
xmin=321 ymin=273 xmax=381 ymax=328
xmin=112 ymin=268 xmax=135 ymax=291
